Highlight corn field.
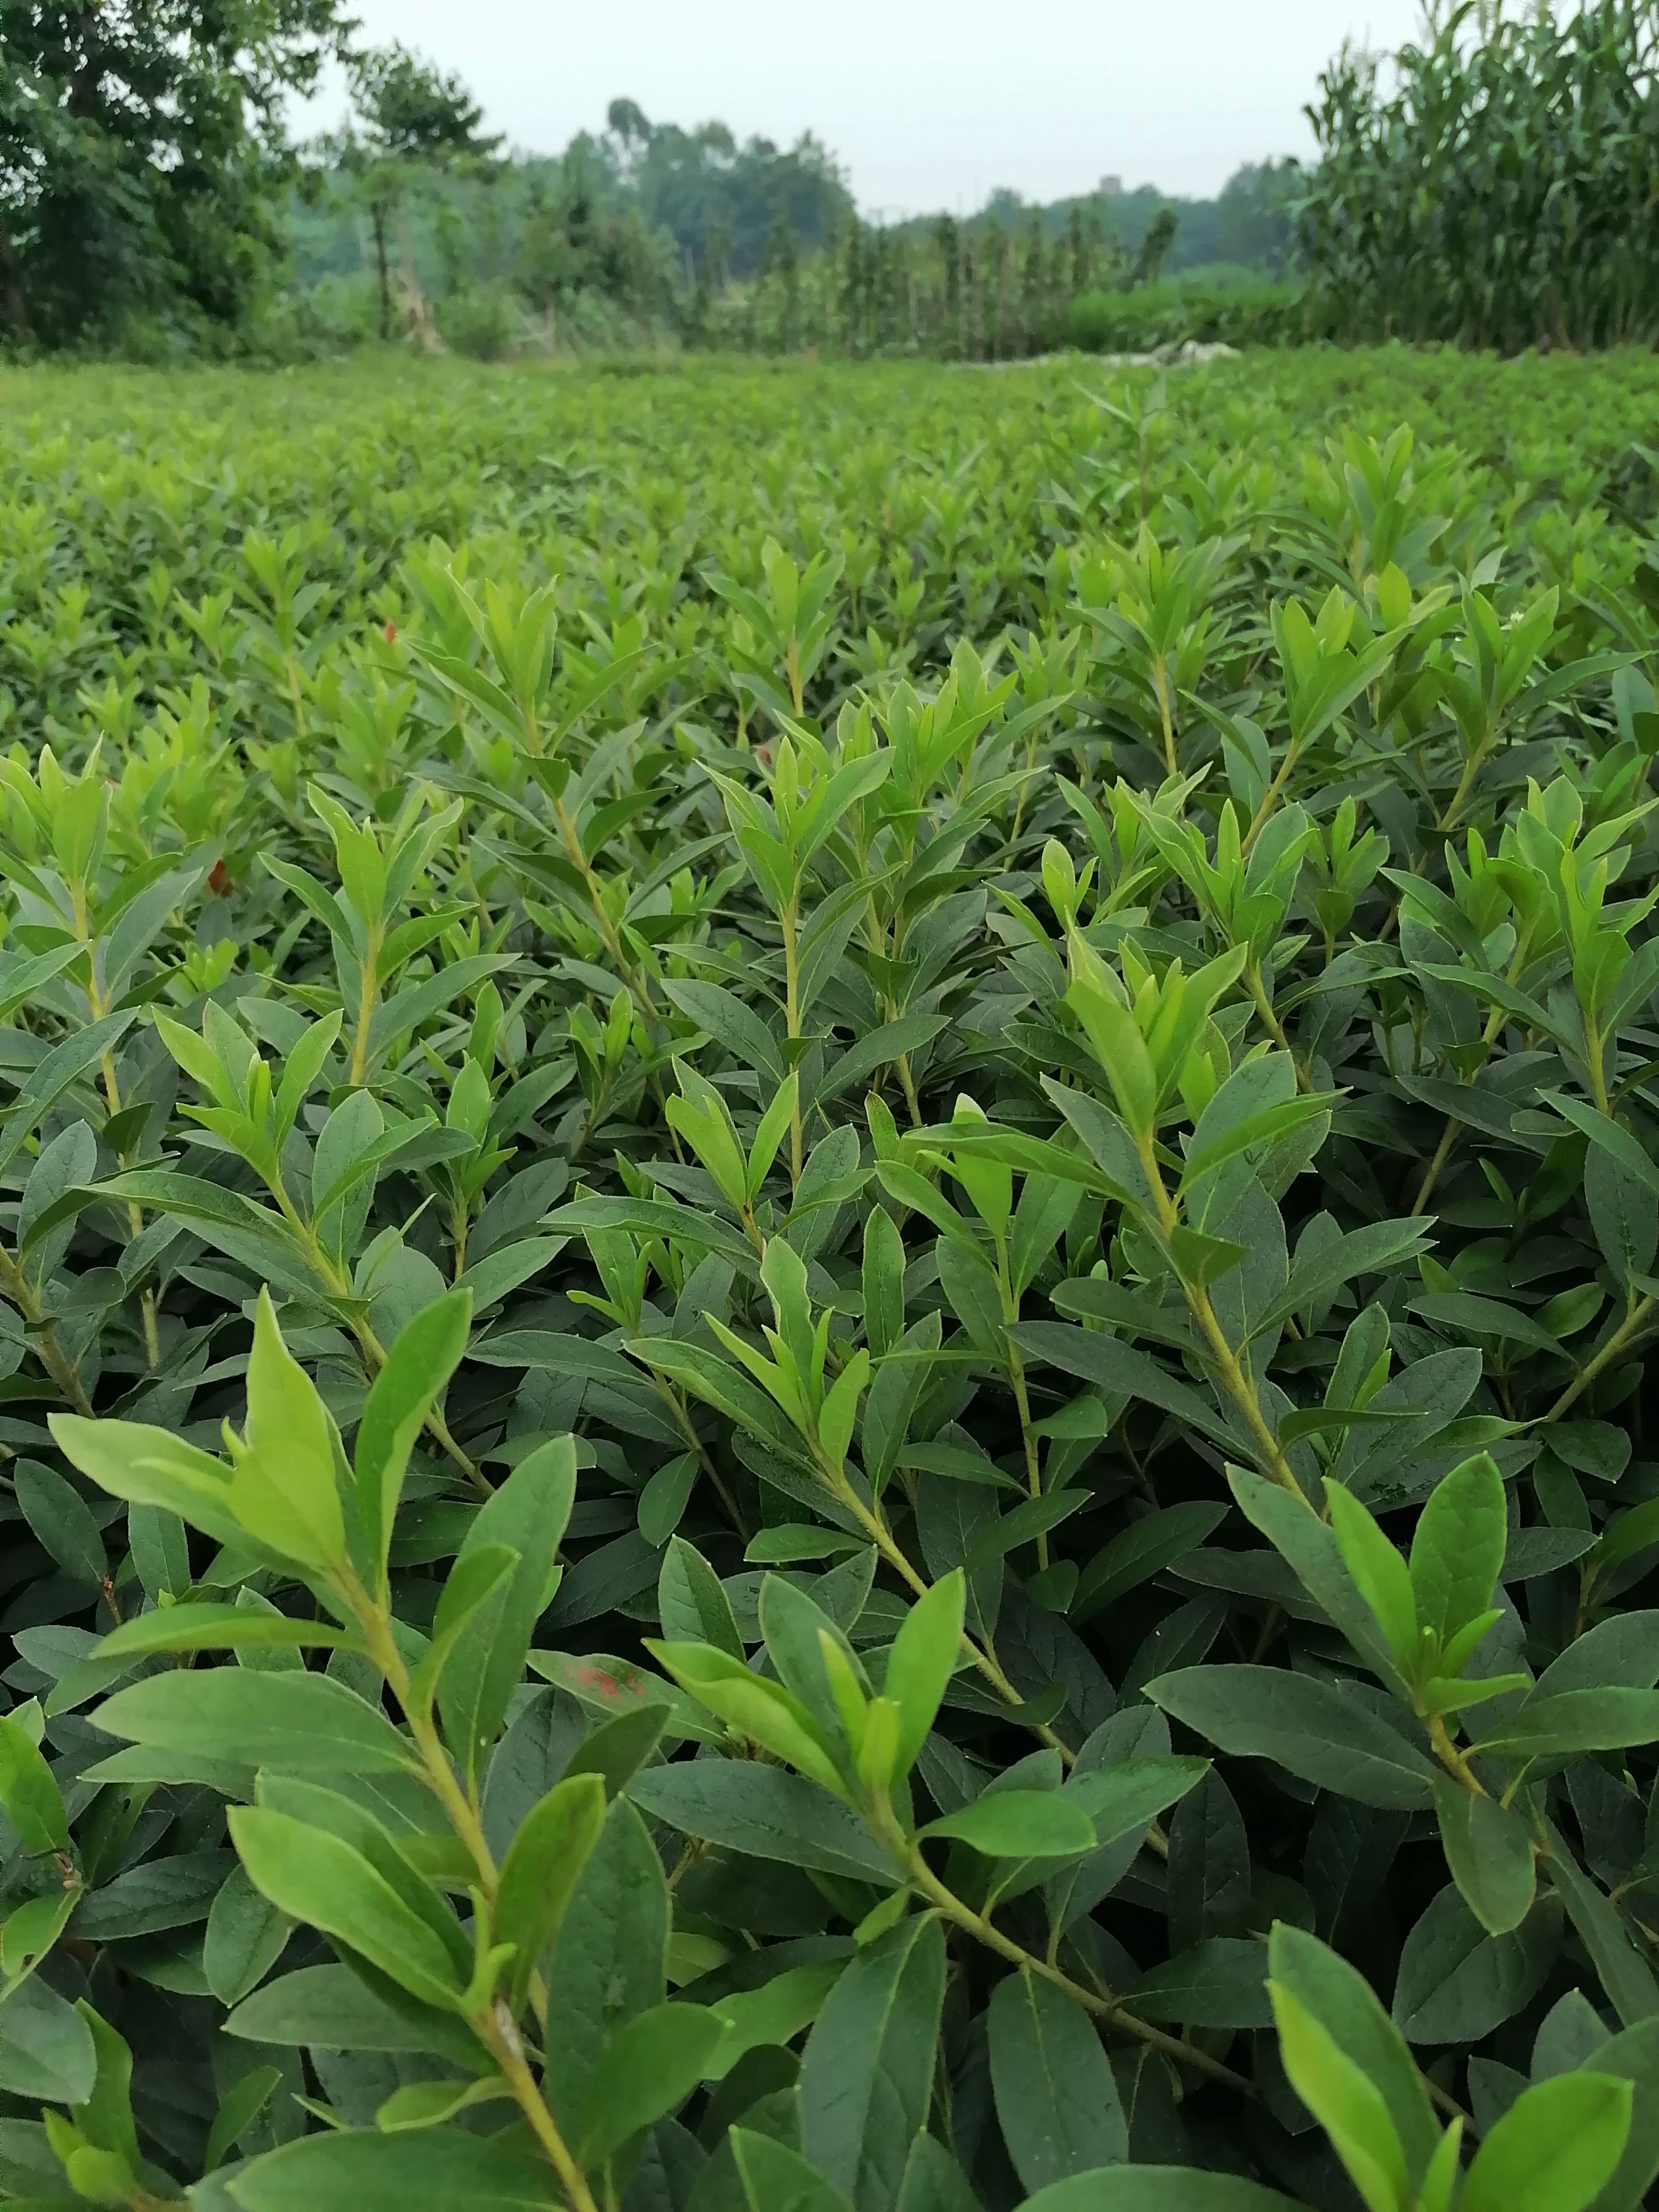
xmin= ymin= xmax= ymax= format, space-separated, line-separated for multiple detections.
xmin=1303 ymin=0 xmax=1659 ymax=351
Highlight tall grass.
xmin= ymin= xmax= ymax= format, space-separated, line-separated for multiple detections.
xmin=1303 ymin=0 xmax=1659 ymax=350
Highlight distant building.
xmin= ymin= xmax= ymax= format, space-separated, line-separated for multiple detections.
xmin=1099 ymin=175 xmax=1123 ymax=196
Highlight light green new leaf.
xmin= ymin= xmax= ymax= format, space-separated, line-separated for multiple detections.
xmin=1459 ymin=2072 xmax=1632 ymax=2212
xmin=228 ymin=1807 xmax=463 ymax=2012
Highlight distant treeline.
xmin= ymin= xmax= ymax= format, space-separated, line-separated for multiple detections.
xmin=11 ymin=1 xmax=1654 ymax=362
xmin=282 ymin=98 xmax=1303 ymax=358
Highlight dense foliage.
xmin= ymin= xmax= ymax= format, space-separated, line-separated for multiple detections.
xmin=916 ymin=165 xmax=1304 ymax=285
xmin=286 ymin=97 xmax=858 ymax=355
xmin=3 ymin=348 xmax=1659 ymax=2209
xmin=1303 ymin=0 xmax=1659 ymax=351
xmin=0 ymin=0 xmax=343 ymax=349
xmin=286 ymin=146 xmax=1228 ymax=363
xmin=1065 ymin=277 xmax=1310 ymax=359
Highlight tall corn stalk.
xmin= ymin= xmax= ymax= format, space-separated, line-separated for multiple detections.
xmin=1303 ymin=0 xmax=1659 ymax=351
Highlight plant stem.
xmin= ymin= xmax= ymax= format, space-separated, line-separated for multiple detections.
xmin=1427 ymin=1713 xmax=1487 ymax=1797
xmin=481 ymin=2004 xmax=602 ymax=2212
xmin=1437 ymin=735 xmax=1491 ymax=833
xmin=367 ymin=1609 xmax=500 ymax=1896
xmin=781 ymin=891 xmax=804 ymax=1190
xmin=1152 ymin=659 xmax=1177 ymax=778
xmin=825 ymin=1457 xmax=1073 ymax=1763
xmin=348 ymin=922 xmax=381 ymax=1087
xmin=1585 ymin=1016 xmax=1612 ymax=1117
xmin=1242 ymin=740 xmax=1301 ymax=856
xmin=551 ymin=791 xmax=656 ymax=1020
xmin=885 ymin=1820 xmax=1251 ymax=2095
xmin=998 ymin=1243 xmax=1048 ymax=1568
xmin=1187 ymin=1280 xmax=1308 ymax=1499
xmin=1244 ymin=961 xmax=1306 ymax=1089
xmin=1135 ymin=1134 xmax=1308 ymax=1504
xmin=1541 ymin=1293 xmax=1656 ymax=1425
xmin=651 ymin=1374 xmax=749 ymax=1538
xmin=274 ymin=1185 xmax=491 ymax=1496
xmin=0 ymin=1245 xmax=92 ymax=1415
xmin=86 ymin=969 xmax=163 ymax=1369
xmin=356 ymin=1590 xmax=594 ymax=2206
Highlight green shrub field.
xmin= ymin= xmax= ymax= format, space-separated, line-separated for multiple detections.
xmin=1065 ymin=277 xmax=1309 ymax=357
xmin=4 ymin=348 xmax=1659 ymax=2211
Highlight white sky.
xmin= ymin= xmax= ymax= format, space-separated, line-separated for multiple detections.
xmin=295 ymin=0 xmax=1430 ymax=214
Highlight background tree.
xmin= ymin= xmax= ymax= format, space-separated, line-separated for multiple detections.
xmin=335 ymin=43 xmax=503 ymax=340
xmin=597 ymin=101 xmax=855 ymax=277
xmin=0 ymin=0 xmax=344 ymax=348
xmin=1129 ymin=202 xmax=1180 ymax=287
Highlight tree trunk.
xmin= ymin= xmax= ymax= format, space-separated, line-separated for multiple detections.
xmin=372 ymin=205 xmax=390 ymax=341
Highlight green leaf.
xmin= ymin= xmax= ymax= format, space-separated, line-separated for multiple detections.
xmin=373 ymin=2076 xmax=509 ymax=2132
xmin=441 ymin=1434 xmax=577 ymax=1773
xmin=659 ymin=1534 xmax=745 ymax=1660
xmin=71 ymin=1847 xmax=233 ymax=1939
xmin=0 ymin=1976 xmax=97 ymax=2103
xmin=706 ymin=1960 xmax=847 ymax=2081
xmin=58 ymin=1604 xmax=353 ymax=1712
xmin=1433 ymin=1776 xmax=1536 ymax=1936
xmin=799 ymin=1915 xmax=947 ymax=2212
xmin=661 ymin=977 xmax=786 ymax=1087
xmin=205 ymin=2065 xmax=283 ymax=2172
xmin=1459 ymin=2072 xmax=1633 ymax=2212
xmin=1474 ymin=1688 xmax=1659 ymax=1760
xmin=883 ymin=1568 xmax=964 ymax=1780
xmin=0 ymin=1012 xmax=134 ymax=1181
xmin=233 ymin=1287 xmax=348 ymax=1571
xmin=1266 ymin=1924 xmax=1439 ymax=2183
xmin=1410 ymin=1451 xmax=1507 ymax=1651
xmin=1324 ymin=1481 xmax=1417 ymax=1667
xmin=0 ymin=1711 xmax=67 ymax=1855
xmin=1228 ymin=1466 xmax=1403 ymax=1685
xmin=49 ymin=1413 xmax=245 ymax=1552
xmin=1393 ymin=1887 xmax=1559 ymax=2044
xmin=222 ymin=2128 xmax=561 ymax=2211
xmin=629 ymin=1757 xmax=900 ymax=1885
xmin=354 ymin=1289 xmax=473 ymax=1575
xmin=1125 ymin=1938 xmax=1272 ymax=2028
xmin=1066 ymin=976 xmax=1157 ymax=1134
xmin=1268 ymin=1977 xmax=1410 ymax=2212
xmin=14 ymin=1461 xmax=106 ymax=1588
xmin=728 ymin=2131 xmax=857 ymax=2212
xmin=1070 ymin=1502 xmax=1227 ymax=1627
xmin=894 ymin=2133 xmax=980 ymax=2212
xmin=863 ymin=1205 xmax=907 ymax=1361
xmin=988 ymin=1969 xmax=1126 ymax=2192
xmin=1019 ymin=2178 xmax=1303 ymax=2212
xmin=227 ymin=1807 xmax=464 ymax=2011
xmin=204 ymin=1863 xmax=292 ymax=2008
xmin=92 ymin=1669 xmax=417 ymax=1776
xmin=921 ymin=1792 xmax=1096 ymax=1860
xmin=493 ymin=1771 xmax=607 ymax=2010
xmin=223 ymin=1965 xmax=480 ymax=2062
xmin=575 ymin=2001 xmax=727 ymax=2163
xmin=650 ymin=1637 xmax=844 ymax=1791
xmin=1542 ymin=1828 xmax=1659 ymax=2029
xmin=541 ymin=1796 xmax=669 ymax=2132
xmin=1145 ymin=1666 xmax=1438 ymax=1807
xmin=560 ymin=1701 xmax=670 ymax=1798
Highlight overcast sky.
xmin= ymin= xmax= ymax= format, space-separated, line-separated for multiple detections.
xmin=296 ymin=1 xmax=1430 ymax=213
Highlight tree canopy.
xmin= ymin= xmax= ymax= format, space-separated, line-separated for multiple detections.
xmin=0 ymin=0 xmax=346 ymax=347
xmin=326 ymin=43 xmax=503 ymax=338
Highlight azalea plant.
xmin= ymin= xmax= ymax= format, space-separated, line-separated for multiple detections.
xmin=0 ymin=348 xmax=1655 ymax=2211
